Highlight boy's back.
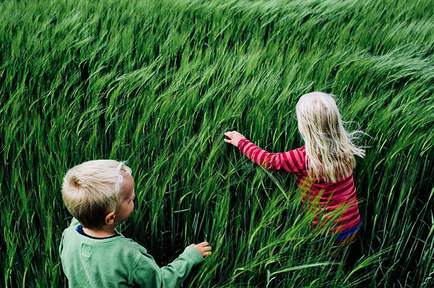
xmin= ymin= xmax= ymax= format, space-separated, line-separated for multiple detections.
xmin=60 ymin=218 xmax=203 ymax=288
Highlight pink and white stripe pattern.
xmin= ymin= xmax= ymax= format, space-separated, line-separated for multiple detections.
xmin=238 ymin=138 xmax=360 ymax=233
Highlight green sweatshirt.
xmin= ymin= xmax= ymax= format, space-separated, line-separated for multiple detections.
xmin=59 ymin=218 xmax=203 ymax=288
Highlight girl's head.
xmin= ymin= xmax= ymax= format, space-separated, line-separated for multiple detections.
xmin=296 ymin=92 xmax=365 ymax=182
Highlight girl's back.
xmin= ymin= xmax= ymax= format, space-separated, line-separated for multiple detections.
xmin=237 ymin=140 xmax=360 ymax=235
xmin=225 ymin=91 xmax=365 ymax=242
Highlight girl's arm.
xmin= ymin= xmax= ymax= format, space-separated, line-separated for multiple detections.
xmin=224 ymin=131 xmax=305 ymax=174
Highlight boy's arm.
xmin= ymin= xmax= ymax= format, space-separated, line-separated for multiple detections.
xmin=160 ymin=246 xmax=203 ymax=287
xmin=133 ymin=246 xmax=203 ymax=288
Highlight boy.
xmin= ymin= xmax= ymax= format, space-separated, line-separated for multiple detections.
xmin=60 ymin=160 xmax=212 ymax=287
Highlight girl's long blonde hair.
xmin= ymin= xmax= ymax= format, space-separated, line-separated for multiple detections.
xmin=296 ymin=92 xmax=365 ymax=183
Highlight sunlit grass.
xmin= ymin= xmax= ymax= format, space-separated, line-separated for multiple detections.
xmin=1 ymin=0 xmax=433 ymax=287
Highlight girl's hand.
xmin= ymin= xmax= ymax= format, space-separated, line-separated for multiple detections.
xmin=190 ymin=242 xmax=212 ymax=259
xmin=224 ymin=131 xmax=245 ymax=147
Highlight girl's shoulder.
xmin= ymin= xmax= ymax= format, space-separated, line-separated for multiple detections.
xmin=283 ymin=147 xmax=307 ymax=174
xmin=291 ymin=146 xmax=307 ymax=162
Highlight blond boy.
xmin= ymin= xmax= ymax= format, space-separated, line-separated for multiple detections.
xmin=60 ymin=160 xmax=211 ymax=287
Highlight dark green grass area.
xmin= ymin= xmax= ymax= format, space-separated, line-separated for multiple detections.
xmin=1 ymin=0 xmax=433 ymax=287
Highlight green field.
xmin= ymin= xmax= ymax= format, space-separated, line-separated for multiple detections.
xmin=1 ymin=0 xmax=433 ymax=287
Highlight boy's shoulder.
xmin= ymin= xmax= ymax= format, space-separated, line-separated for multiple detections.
xmin=59 ymin=219 xmax=159 ymax=286
xmin=61 ymin=218 xmax=148 ymax=256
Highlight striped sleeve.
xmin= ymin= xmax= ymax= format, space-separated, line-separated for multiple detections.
xmin=237 ymin=138 xmax=305 ymax=175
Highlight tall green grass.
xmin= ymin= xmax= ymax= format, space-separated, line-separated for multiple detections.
xmin=1 ymin=0 xmax=433 ymax=287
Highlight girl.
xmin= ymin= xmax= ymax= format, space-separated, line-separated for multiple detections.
xmin=224 ymin=92 xmax=365 ymax=246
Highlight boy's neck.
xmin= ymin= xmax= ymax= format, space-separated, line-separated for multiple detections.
xmin=82 ymin=226 xmax=116 ymax=238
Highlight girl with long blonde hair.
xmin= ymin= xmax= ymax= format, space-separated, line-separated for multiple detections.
xmin=224 ymin=91 xmax=365 ymax=245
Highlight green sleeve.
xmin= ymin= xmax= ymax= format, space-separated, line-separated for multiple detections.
xmin=133 ymin=246 xmax=203 ymax=288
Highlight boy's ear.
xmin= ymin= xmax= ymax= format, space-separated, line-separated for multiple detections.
xmin=105 ymin=212 xmax=115 ymax=225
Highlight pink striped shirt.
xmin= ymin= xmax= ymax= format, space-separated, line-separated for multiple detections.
xmin=238 ymin=138 xmax=361 ymax=234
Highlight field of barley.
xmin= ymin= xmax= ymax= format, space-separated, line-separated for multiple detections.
xmin=1 ymin=0 xmax=433 ymax=287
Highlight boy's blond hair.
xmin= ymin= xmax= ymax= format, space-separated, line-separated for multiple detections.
xmin=62 ymin=160 xmax=132 ymax=229
xmin=296 ymin=92 xmax=365 ymax=183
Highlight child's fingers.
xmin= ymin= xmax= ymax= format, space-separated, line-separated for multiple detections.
xmin=199 ymin=243 xmax=212 ymax=250
xmin=202 ymin=248 xmax=212 ymax=258
xmin=201 ymin=244 xmax=212 ymax=250
xmin=191 ymin=242 xmax=212 ymax=258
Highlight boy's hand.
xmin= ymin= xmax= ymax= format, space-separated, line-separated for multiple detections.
xmin=224 ymin=131 xmax=245 ymax=147
xmin=190 ymin=242 xmax=212 ymax=259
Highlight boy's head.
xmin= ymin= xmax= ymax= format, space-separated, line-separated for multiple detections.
xmin=62 ymin=160 xmax=134 ymax=229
